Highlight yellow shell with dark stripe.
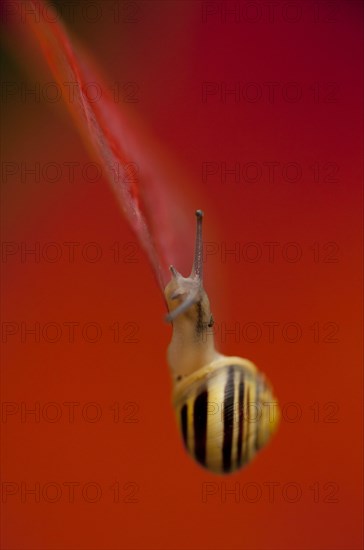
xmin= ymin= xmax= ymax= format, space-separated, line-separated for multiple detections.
xmin=173 ymin=357 xmax=279 ymax=474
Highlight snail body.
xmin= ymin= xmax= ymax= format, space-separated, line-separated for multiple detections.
xmin=164 ymin=211 xmax=279 ymax=474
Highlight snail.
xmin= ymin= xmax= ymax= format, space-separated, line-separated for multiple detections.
xmin=164 ymin=210 xmax=279 ymax=474
xmin=25 ymin=5 xmax=279 ymax=475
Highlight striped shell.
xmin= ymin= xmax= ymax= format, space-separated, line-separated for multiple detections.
xmin=173 ymin=357 xmax=279 ymax=474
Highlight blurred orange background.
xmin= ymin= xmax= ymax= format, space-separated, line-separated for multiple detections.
xmin=1 ymin=1 xmax=362 ymax=549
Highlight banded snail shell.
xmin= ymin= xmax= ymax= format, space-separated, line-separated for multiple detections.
xmin=173 ymin=356 xmax=279 ymax=474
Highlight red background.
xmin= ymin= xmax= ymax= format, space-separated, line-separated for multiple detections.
xmin=1 ymin=1 xmax=363 ymax=549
